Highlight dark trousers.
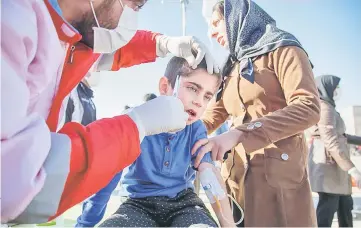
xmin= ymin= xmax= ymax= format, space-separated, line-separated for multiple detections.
xmin=317 ymin=192 xmax=353 ymax=227
xmin=76 ymin=172 xmax=122 ymax=227
xmin=99 ymin=189 xmax=217 ymax=227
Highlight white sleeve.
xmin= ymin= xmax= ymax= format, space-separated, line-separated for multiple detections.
xmin=1 ymin=0 xmax=53 ymax=222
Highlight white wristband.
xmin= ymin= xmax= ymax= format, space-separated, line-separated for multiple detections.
xmin=126 ymin=110 xmax=145 ymax=143
xmin=155 ymin=35 xmax=169 ymax=58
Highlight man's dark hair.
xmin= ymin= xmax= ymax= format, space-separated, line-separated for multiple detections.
xmin=143 ymin=93 xmax=157 ymax=102
xmin=163 ymin=52 xmax=221 ymax=88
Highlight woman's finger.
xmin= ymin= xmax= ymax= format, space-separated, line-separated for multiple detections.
xmin=191 ymin=138 xmax=209 ymax=155
xmin=193 ymin=142 xmax=213 ymax=168
xmin=216 ymin=147 xmax=226 ymax=161
xmin=211 ymin=145 xmax=218 ymax=161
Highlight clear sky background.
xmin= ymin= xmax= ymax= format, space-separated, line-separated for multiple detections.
xmin=93 ymin=0 xmax=361 ymax=118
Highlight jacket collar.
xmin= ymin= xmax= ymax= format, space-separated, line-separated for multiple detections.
xmin=44 ymin=0 xmax=82 ymax=44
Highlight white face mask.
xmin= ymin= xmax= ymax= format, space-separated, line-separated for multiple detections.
xmin=333 ymin=87 xmax=341 ymax=101
xmin=90 ymin=0 xmax=138 ymax=54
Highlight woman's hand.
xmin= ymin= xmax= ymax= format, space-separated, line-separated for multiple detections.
xmin=192 ymin=129 xmax=244 ymax=168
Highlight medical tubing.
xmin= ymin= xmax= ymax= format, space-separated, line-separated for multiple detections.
xmin=215 ymin=194 xmax=244 ymax=226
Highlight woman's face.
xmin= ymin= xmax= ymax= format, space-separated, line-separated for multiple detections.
xmin=210 ymin=10 xmax=228 ymax=48
xmin=333 ymin=86 xmax=341 ymax=101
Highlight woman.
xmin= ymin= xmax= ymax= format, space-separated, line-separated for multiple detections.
xmin=192 ymin=0 xmax=320 ymax=226
xmin=308 ymin=75 xmax=361 ymax=227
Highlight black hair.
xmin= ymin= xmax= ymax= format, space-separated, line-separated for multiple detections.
xmin=143 ymin=93 xmax=157 ymax=102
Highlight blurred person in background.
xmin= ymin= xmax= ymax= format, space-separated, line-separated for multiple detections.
xmin=144 ymin=93 xmax=157 ymax=102
xmin=308 ymin=75 xmax=361 ymax=227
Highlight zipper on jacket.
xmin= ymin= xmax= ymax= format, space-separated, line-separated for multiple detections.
xmin=68 ymin=45 xmax=76 ymax=64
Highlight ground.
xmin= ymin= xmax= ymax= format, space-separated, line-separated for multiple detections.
xmin=10 ymin=188 xmax=361 ymax=227
xmin=9 ymin=157 xmax=361 ymax=227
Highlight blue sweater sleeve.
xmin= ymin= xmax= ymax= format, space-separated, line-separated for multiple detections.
xmin=191 ymin=120 xmax=214 ymax=166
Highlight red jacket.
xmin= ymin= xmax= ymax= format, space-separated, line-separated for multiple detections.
xmin=44 ymin=1 xmax=159 ymax=220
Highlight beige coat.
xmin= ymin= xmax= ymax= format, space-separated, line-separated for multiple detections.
xmin=202 ymin=46 xmax=320 ymax=227
xmin=308 ymin=100 xmax=353 ymax=195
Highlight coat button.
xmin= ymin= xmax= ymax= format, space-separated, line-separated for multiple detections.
xmin=281 ymin=153 xmax=289 ymax=161
xmin=247 ymin=124 xmax=255 ymax=130
xmin=164 ymin=161 xmax=169 ymax=166
xmin=166 ymin=146 xmax=170 ymax=152
xmin=254 ymin=122 xmax=262 ymax=128
xmin=240 ymin=104 xmax=246 ymax=111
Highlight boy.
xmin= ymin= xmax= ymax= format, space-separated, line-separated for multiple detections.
xmin=99 ymin=56 xmax=235 ymax=227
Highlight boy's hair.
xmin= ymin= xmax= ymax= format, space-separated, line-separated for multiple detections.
xmin=143 ymin=93 xmax=157 ymax=102
xmin=164 ymin=53 xmax=221 ymax=89
xmin=213 ymin=0 xmax=225 ymax=18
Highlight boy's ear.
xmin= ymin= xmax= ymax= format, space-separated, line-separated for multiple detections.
xmin=159 ymin=76 xmax=172 ymax=95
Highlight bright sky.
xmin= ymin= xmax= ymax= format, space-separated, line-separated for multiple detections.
xmin=93 ymin=0 xmax=361 ymax=118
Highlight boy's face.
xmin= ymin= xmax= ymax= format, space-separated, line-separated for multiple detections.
xmin=159 ymin=69 xmax=219 ymax=125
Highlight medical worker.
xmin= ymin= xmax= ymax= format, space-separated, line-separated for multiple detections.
xmin=1 ymin=0 xmax=218 ymax=223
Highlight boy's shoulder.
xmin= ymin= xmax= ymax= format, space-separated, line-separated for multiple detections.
xmin=190 ymin=120 xmax=205 ymax=129
xmin=166 ymin=120 xmax=206 ymax=140
xmin=188 ymin=120 xmax=207 ymax=137
xmin=142 ymin=120 xmax=206 ymax=142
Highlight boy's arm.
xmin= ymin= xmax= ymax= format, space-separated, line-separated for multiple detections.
xmin=198 ymin=163 xmax=236 ymax=227
xmin=190 ymin=121 xmax=235 ymax=226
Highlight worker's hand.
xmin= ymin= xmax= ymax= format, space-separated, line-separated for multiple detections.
xmin=156 ymin=35 xmax=220 ymax=74
xmin=126 ymin=96 xmax=189 ymax=142
xmin=349 ymin=167 xmax=361 ymax=189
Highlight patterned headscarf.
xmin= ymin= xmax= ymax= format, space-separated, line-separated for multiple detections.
xmin=222 ymin=0 xmax=310 ymax=83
